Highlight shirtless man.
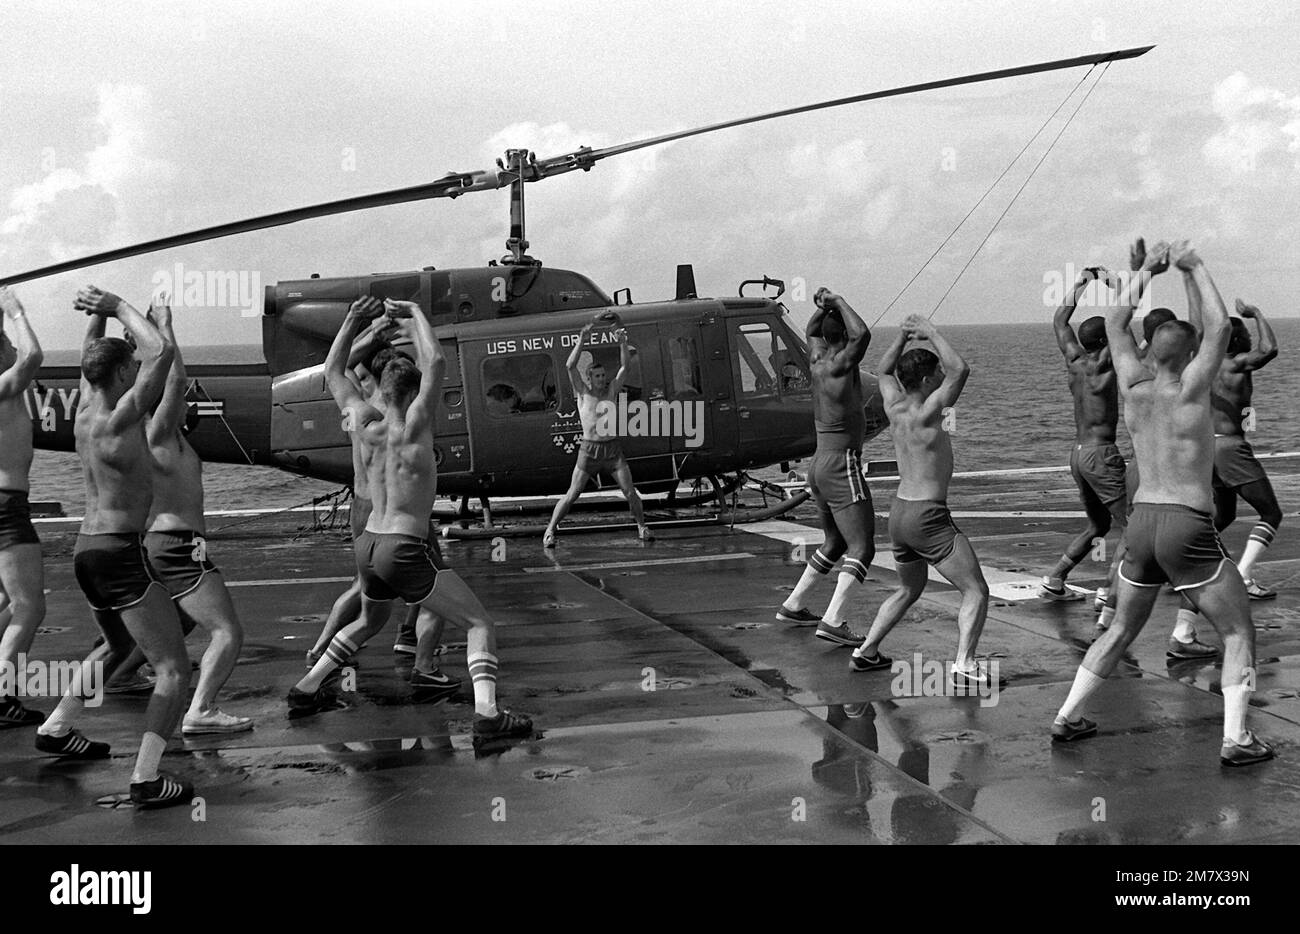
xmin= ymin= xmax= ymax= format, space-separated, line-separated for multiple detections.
xmin=35 ymin=286 xmax=196 ymax=808
xmin=305 ymin=335 xmax=448 ymax=682
xmin=1052 ymin=242 xmax=1273 ymax=766
xmin=0 ymin=287 xmax=47 ymax=728
xmin=1039 ymin=268 xmax=1128 ymax=622
xmin=290 ymin=298 xmax=532 ymax=743
xmin=850 ymin=315 xmax=992 ymax=687
xmin=543 ymin=312 xmax=652 ymax=547
xmin=776 ymin=289 xmax=874 ymax=647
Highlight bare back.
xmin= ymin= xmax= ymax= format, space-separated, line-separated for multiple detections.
xmin=888 ymin=392 xmax=954 ymax=501
xmin=1066 ymin=352 xmax=1119 ymax=445
xmin=148 ymin=429 xmax=205 ymax=532
xmin=1124 ymin=375 xmax=1214 ymax=513
xmin=1211 ymin=362 xmax=1252 ymax=437
xmin=362 ymin=399 xmax=434 ymax=538
xmin=0 ymin=392 xmax=34 ymax=491
xmin=76 ymin=393 xmax=154 ymax=533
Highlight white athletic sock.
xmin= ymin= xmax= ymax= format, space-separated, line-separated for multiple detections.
xmin=823 ymin=567 xmax=864 ymax=626
xmin=467 ymin=652 xmax=499 ymax=718
xmin=1171 ymin=609 xmax=1199 ymax=644
xmin=297 ymin=633 xmax=357 ymax=693
xmin=1237 ymin=525 xmax=1275 ymax=581
xmin=1222 ymin=683 xmax=1252 ymax=745
xmin=131 ymin=731 xmax=167 ymax=784
xmin=1056 ymin=667 xmax=1105 ymax=723
xmin=37 ymin=693 xmax=84 ymax=737
xmin=785 ymin=564 xmax=825 ymax=611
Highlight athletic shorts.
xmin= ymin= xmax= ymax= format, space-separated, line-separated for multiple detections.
xmin=355 ymin=530 xmax=447 ymax=604
xmin=889 ymin=497 xmax=961 ymax=565
xmin=1120 ymin=503 xmax=1232 ymax=592
xmin=350 ymin=495 xmax=373 ymax=541
xmin=808 ymin=446 xmax=869 ymax=513
xmin=576 ymin=438 xmax=625 ymax=477
xmin=0 ymin=488 xmax=40 ymax=551
xmin=1070 ymin=443 xmax=1128 ymax=508
xmin=145 ymin=529 xmax=218 ymax=600
xmin=73 ymin=532 xmax=163 ymax=612
xmin=1212 ymin=434 xmax=1267 ymax=489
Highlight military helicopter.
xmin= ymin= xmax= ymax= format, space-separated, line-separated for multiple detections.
xmin=6 ymin=45 xmax=1150 ymax=510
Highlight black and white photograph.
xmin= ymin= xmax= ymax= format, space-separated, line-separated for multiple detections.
xmin=1 ymin=0 xmax=1296 ymax=901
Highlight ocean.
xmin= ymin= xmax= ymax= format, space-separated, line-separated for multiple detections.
xmin=29 ymin=320 xmax=1300 ymax=514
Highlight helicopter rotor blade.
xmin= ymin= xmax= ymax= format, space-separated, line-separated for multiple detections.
xmin=0 ymin=45 xmax=1152 ymax=287
xmin=0 ymin=169 xmax=509 ymax=287
xmin=531 ymin=46 xmax=1153 ymax=179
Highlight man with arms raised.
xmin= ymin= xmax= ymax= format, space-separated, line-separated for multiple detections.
xmin=35 ymin=286 xmax=196 ymax=808
xmin=850 ymin=315 xmax=991 ymax=687
xmin=544 ymin=312 xmax=653 ymax=547
xmin=1052 ymin=243 xmax=1272 ymax=766
xmin=1039 ymin=268 xmax=1129 ymax=620
xmin=0 ymin=287 xmax=47 ymax=728
xmin=290 ymin=299 xmax=531 ymax=743
xmin=776 ymin=289 xmax=874 ymax=647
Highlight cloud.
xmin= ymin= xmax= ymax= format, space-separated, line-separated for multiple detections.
xmin=1203 ymin=72 xmax=1300 ymax=180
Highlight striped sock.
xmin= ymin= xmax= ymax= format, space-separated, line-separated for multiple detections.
xmin=1238 ymin=523 xmax=1277 ymax=581
xmin=786 ymin=555 xmax=832 ymax=610
xmin=297 ymin=633 xmax=358 ymax=693
xmin=823 ymin=569 xmax=862 ymax=626
xmin=467 ymin=652 xmax=499 ymax=717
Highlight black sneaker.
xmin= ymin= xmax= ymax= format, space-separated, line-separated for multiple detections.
xmin=1220 ymin=732 xmax=1275 ymax=767
xmin=287 ymin=686 xmax=334 ymax=719
xmin=775 ymin=606 xmax=822 ymax=625
xmin=130 ymin=772 xmax=195 ymax=810
xmin=1051 ymin=717 xmax=1098 ymax=743
xmin=410 ymin=668 xmax=461 ymax=704
xmin=849 ymin=651 xmax=893 ymax=672
xmin=35 ymin=729 xmax=110 ymax=759
xmin=472 ymin=708 xmax=534 ymax=744
xmin=814 ymin=621 xmax=864 ymax=647
xmin=0 ymin=696 xmax=45 ymax=728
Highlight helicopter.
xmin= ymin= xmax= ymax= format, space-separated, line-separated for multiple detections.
xmin=5 ymin=45 xmax=1151 ymax=506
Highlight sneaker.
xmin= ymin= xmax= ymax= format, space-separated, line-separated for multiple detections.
xmin=542 ymin=530 xmax=556 ymax=549
xmin=410 ymin=668 xmax=462 ymax=704
xmin=1220 ymin=732 xmax=1275 ymax=767
xmin=1166 ymin=637 xmax=1219 ymax=660
xmin=130 ymin=772 xmax=195 ymax=810
xmin=814 ymin=621 xmax=864 ymax=647
xmin=849 ymin=651 xmax=893 ymax=672
xmin=950 ymin=665 xmax=1004 ymax=691
xmin=472 ymin=708 xmax=534 ymax=744
xmin=287 ymin=686 xmax=334 ymax=719
xmin=183 ymin=709 xmax=254 ymax=735
xmin=393 ymin=633 xmax=418 ymax=656
xmin=638 ymin=525 xmax=655 ymax=542
xmin=1039 ymin=580 xmax=1083 ymax=602
xmin=0 ymin=696 xmax=45 ymax=728
xmin=1243 ymin=579 xmax=1277 ymax=601
xmin=1093 ymin=587 xmax=1110 ymax=613
xmin=105 ymin=674 xmax=155 ymax=695
xmin=775 ymin=606 xmax=822 ymax=625
xmin=1051 ymin=716 xmax=1098 ymax=743
xmin=35 ymin=729 xmax=110 ymax=759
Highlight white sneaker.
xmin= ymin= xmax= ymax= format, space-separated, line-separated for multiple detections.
xmin=183 ymin=709 xmax=254 ymax=735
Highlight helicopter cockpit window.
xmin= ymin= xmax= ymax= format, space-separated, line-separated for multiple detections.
xmin=482 ymin=353 xmax=558 ymax=417
xmin=667 ymin=337 xmax=701 ymax=397
xmin=735 ymin=323 xmax=778 ymax=397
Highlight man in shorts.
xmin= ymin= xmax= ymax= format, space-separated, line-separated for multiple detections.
xmin=850 ymin=315 xmax=992 ymax=688
xmin=1052 ymin=242 xmax=1272 ymax=766
xmin=776 ymin=289 xmax=875 ymax=647
xmin=0 ymin=287 xmax=48 ymax=728
xmin=35 ymin=286 xmax=196 ymax=808
xmin=543 ymin=312 xmax=652 ymax=547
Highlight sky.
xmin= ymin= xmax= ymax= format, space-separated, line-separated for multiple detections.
xmin=2 ymin=0 xmax=1298 ymax=349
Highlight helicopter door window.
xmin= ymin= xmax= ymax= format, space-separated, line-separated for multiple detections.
xmin=482 ymin=353 xmax=558 ymax=417
xmin=735 ymin=323 xmax=777 ymax=397
xmin=770 ymin=330 xmax=810 ymax=393
xmin=667 ymin=336 xmax=701 ymax=397
xmin=576 ymin=345 xmax=643 ymax=402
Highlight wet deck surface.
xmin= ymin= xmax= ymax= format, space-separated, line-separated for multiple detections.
xmin=5 ymin=467 xmax=1300 ymax=844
